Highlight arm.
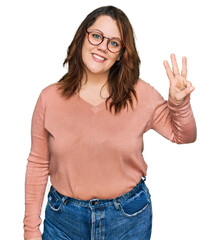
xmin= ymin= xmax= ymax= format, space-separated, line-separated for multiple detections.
xmin=150 ymin=87 xmax=197 ymax=143
xmin=149 ymin=53 xmax=197 ymax=143
xmin=23 ymin=90 xmax=50 ymax=239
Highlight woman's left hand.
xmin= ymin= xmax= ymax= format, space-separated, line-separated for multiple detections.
xmin=163 ymin=53 xmax=195 ymax=105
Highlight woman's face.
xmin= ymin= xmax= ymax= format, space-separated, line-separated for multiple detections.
xmin=82 ymin=15 xmax=121 ymax=77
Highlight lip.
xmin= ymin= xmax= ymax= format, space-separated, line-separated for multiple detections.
xmin=92 ymin=53 xmax=107 ymax=62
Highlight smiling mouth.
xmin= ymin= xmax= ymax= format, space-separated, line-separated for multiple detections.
xmin=92 ymin=53 xmax=107 ymax=62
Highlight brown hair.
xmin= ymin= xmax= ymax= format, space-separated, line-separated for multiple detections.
xmin=57 ymin=5 xmax=140 ymax=114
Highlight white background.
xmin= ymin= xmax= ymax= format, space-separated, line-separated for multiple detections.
xmin=1 ymin=0 xmax=219 ymax=239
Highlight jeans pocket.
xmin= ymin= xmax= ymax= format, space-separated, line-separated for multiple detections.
xmin=47 ymin=188 xmax=64 ymax=212
xmin=118 ymin=185 xmax=151 ymax=218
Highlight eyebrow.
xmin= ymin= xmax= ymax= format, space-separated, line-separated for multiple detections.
xmin=91 ymin=28 xmax=122 ymax=40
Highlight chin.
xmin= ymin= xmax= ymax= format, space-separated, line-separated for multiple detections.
xmin=90 ymin=70 xmax=109 ymax=75
xmin=85 ymin=65 xmax=109 ymax=75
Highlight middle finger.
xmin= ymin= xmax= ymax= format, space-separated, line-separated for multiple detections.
xmin=170 ymin=53 xmax=180 ymax=75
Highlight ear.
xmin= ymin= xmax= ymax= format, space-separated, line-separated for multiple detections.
xmin=117 ymin=49 xmax=124 ymax=61
xmin=117 ymin=53 xmax=121 ymax=61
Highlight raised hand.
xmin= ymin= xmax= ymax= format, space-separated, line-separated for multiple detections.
xmin=163 ymin=53 xmax=195 ymax=105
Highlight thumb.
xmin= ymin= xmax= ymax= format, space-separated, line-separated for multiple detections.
xmin=180 ymin=84 xmax=195 ymax=99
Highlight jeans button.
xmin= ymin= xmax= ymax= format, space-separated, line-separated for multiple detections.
xmin=91 ymin=201 xmax=100 ymax=205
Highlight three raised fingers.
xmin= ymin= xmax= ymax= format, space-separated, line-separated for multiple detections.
xmin=163 ymin=53 xmax=188 ymax=82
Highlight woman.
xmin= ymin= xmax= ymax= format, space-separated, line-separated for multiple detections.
xmin=23 ymin=5 xmax=197 ymax=240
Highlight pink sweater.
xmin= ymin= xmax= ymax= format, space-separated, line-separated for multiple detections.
xmin=23 ymin=78 xmax=196 ymax=238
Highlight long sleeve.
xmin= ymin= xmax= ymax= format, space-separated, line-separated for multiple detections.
xmin=23 ymin=90 xmax=50 ymax=239
xmin=148 ymin=85 xmax=197 ymax=144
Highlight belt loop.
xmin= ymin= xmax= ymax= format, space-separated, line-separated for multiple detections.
xmin=62 ymin=196 xmax=68 ymax=205
xmin=141 ymin=176 xmax=146 ymax=182
xmin=113 ymin=198 xmax=120 ymax=210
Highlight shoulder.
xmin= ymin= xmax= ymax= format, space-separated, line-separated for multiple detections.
xmin=136 ymin=78 xmax=163 ymax=97
xmin=38 ymin=82 xmax=63 ymax=106
xmin=41 ymin=82 xmax=59 ymax=94
xmin=135 ymin=78 xmax=153 ymax=95
xmin=134 ymin=78 xmax=165 ymax=108
xmin=41 ymin=82 xmax=61 ymax=99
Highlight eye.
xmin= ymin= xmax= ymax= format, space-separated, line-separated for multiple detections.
xmin=109 ymin=40 xmax=119 ymax=47
xmin=92 ymin=33 xmax=102 ymax=39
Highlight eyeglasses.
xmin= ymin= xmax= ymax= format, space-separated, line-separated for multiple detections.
xmin=86 ymin=30 xmax=125 ymax=53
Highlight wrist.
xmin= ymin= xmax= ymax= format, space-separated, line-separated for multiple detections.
xmin=168 ymin=95 xmax=185 ymax=105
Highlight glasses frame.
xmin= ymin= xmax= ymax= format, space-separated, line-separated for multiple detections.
xmin=86 ymin=30 xmax=125 ymax=53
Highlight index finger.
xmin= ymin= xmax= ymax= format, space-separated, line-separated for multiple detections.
xmin=163 ymin=59 xmax=175 ymax=85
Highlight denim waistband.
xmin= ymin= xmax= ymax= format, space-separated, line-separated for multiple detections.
xmin=49 ymin=176 xmax=147 ymax=209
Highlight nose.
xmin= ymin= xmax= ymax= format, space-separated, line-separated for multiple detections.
xmin=97 ymin=38 xmax=108 ymax=52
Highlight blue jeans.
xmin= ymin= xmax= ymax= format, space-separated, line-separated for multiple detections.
xmin=42 ymin=176 xmax=152 ymax=240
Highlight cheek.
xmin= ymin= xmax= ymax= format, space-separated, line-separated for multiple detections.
xmin=107 ymin=55 xmax=119 ymax=68
xmin=82 ymin=38 xmax=91 ymax=60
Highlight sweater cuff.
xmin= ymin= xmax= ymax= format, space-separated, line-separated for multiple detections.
xmin=168 ymin=94 xmax=190 ymax=110
xmin=24 ymin=227 xmax=42 ymax=239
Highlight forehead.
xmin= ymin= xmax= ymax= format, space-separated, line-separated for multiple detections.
xmin=88 ymin=15 xmax=121 ymax=39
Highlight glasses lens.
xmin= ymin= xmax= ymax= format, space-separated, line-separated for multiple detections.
xmin=108 ymin=38 xmax=122 ymax=53
xmin=88 ymin=31 xmax=103 ymax=45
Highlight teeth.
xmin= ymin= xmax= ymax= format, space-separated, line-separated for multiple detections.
xmin=93 ymin=54 xmax=105 ymax=61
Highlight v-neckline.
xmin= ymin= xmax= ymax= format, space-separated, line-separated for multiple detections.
xmin=76 ymin=93 xmax=110 ymax=113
